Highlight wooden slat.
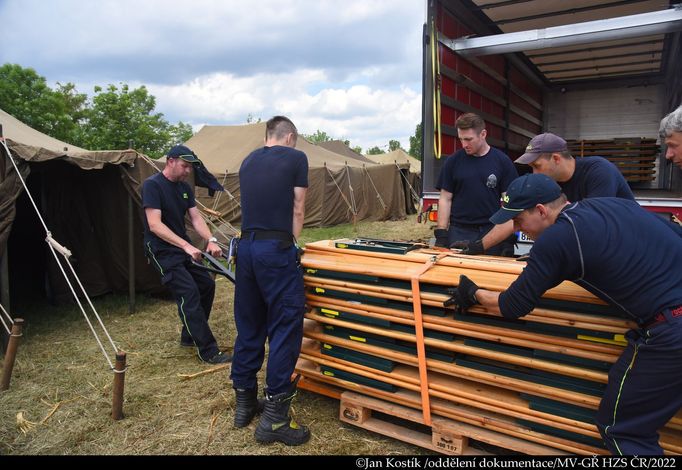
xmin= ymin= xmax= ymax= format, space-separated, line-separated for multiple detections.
xmin=304 ymin=275 xmax=636 ymax=332
xmin=303 ymin=241 xmax=607 ymax=305
xmin=304 ymin=341 xmax=603 ymax=439
xmin=306 ymin=310 xmax=611 ymax=383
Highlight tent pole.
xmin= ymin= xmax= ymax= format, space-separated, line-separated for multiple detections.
xmin=128 ymin=194 xmax=135 ymax=314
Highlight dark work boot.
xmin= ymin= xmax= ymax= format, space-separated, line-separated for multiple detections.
xmin=234 ymin=387 xmax=265 ymax=428
xmin=254 ymin=380 xmax=310 ymax=446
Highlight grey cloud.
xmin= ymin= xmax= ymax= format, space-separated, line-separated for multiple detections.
xmin=0 ymin=0 xmax=422 ymax=87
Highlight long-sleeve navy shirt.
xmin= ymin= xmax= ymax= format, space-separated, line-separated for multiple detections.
xmin=499 ymin=198 xmax=682 ymax=324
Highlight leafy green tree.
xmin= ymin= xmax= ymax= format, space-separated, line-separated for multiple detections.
xmin=0 ymin=64 xmax=192 ymax=155
xmin=303 ymin=129 xmax=332 ymax=144
xmin=388 ymin=139 xmax=403 ymax=152
xmin=55 ymin=82 xmax=88 ymax=128
xmin=367 ymin=146 xmax=385 ymax=155
xmin=168 ymin=122 xmax=194 ymax=148
xmin=409 ymin=122 xmax=423 ymax=161
xmin=79 ymin=83 xmax=192 ymax=157
xmin=0 ymin=63 xmax=84 ymax=143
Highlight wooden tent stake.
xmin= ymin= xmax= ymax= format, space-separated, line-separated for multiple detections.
xmin=1 ymin=318 xmax=24 ymax=391
xmin=111 ymin=351 xmax=126 ymax=420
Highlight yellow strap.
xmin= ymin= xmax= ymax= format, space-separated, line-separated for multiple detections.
xmin=431 ymin=21 xmax=442 ymax=160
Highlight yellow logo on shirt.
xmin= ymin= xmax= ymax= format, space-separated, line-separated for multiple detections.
xmin=182 ymin=192 xmax=188 ymax=199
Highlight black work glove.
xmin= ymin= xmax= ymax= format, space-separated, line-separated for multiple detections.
xmin=434 ymin=228 xmax=449 ymax=247
xmin=450 ymin=239 xmax=484 ymax=255
xmin=443 ymin=275 xmax=480 ymax=313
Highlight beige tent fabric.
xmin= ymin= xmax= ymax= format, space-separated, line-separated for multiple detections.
xmin=194 ymin=163 xmax=410 ymax=228
xmin=0 ymin=108 xmax=161 ymax=304
xmin=316 ymin=140 xmax=377 ymax=164
xmin=0 ymin=107 xmax=87 ymax=153
xmin=186 ymin=123 xmax=369 ymax=173
xmin=366 ymin=148 xmax=422 ymax=173
xmin=187 ymin=123 xmax=413 ymax=227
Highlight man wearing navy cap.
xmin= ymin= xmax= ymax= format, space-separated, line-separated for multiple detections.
xmin=446 ymin=173 xmax=682 ymax=454
xmin=515 ymin=132 xmax=634 ymax=201
xmin=459 ymin=132 xmax=635 ymax=255
xmin=142 ymin=145 xmax=231 ymax=364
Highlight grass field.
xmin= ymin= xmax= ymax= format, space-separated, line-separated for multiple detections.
xmin=0 ymin=218 xmax=437 ymax=455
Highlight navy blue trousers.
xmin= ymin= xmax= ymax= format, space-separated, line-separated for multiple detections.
xmin=230 ymin=237 xmax=305 ymax=395
xmin=148 ymin=247 xmax=219 ymax=361
xmin=447 ymin=223 xmax=515 ymax=257
xmin=596 ymin=309 xmax=682 ymax=455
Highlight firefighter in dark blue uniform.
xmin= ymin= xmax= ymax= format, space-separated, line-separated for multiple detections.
xmin=230 ymin=116 xmax=310 ymax=446
xmin=142 ymin=145 xmax=230 ymax=365
xmin=447 ymin=173 xmax=682 ymax=455
xmin=434 ymin=113 xmax=518 ymax=255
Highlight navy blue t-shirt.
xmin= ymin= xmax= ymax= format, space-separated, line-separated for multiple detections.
xmin=499 ymin=198 xmax=682 ymax=323
xmin=239 ymin=145 xmax=308 ymax=233
xmin=142 ymin=172 xmax=195 ymax=254
xmin=436 ymin=147 xmax=518 ymax=225
xmin=561 ymin=157 xmax=634 ymax=201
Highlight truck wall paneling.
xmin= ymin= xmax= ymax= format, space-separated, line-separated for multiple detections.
xmin=545 ymin=85 xmax=663 ymax=140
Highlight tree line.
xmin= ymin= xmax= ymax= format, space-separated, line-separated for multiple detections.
xmin=303 ymin=125 xmax=422 ymax=160
xmin=1 ymin=63 xmax=422 ymax=160
xmin=0 ymin=63 xmax=192 ymax=158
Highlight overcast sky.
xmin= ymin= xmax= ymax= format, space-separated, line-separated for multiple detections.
xmin=0 ymin=0 xmax=425 ymax=152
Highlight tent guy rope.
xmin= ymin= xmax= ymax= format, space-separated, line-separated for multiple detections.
xmin=0 ymin=300 xmax=13 ymax=335
xmin=1 ymin=138 xmax=118 ymax=369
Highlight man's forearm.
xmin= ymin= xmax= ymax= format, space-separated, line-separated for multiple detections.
xmin=437 ymin=197 xmax=451 ymax=229
xmin=189 ymin=209 xmax=213 ymax=242
xmin=481 ymin=221 xmax=514 ymax=250
xmin=151 ymin=222 xmax=193 ymax=250
xmin=292 ymin=212 xmax=304 ymax=239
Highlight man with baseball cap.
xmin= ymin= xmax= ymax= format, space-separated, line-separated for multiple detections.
xmin=515 ymin=132 xmax=633 ymax=201
xmin=445 ymin=173 xmax=682 ymax=455
xmin=142 ymin=144 xmax=231 ymax=364
xmin=460 ymin=132 xmax=635 ymax=255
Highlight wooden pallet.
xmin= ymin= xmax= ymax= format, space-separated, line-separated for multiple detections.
xmin=339 ymin=391 xmax=564 ymax=455
xmin=565 ymin=138 xmax=660 ymax=184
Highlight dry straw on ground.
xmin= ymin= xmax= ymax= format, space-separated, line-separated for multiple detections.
xmin=1 ymin=219 xmax=439 ymax=455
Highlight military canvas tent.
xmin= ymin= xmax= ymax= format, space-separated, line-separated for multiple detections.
xmin=0 ymin=107 xmax=161 ymax=308
xmin=316 ymin=140 xmax=376 ymax=164
xmin=365 ymin=149 xmax=422 ymax=212
xmin=185 ymin=123 xmax=413 ymax=227
xmin=366 ymin=149 xmax=422 ymax=174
